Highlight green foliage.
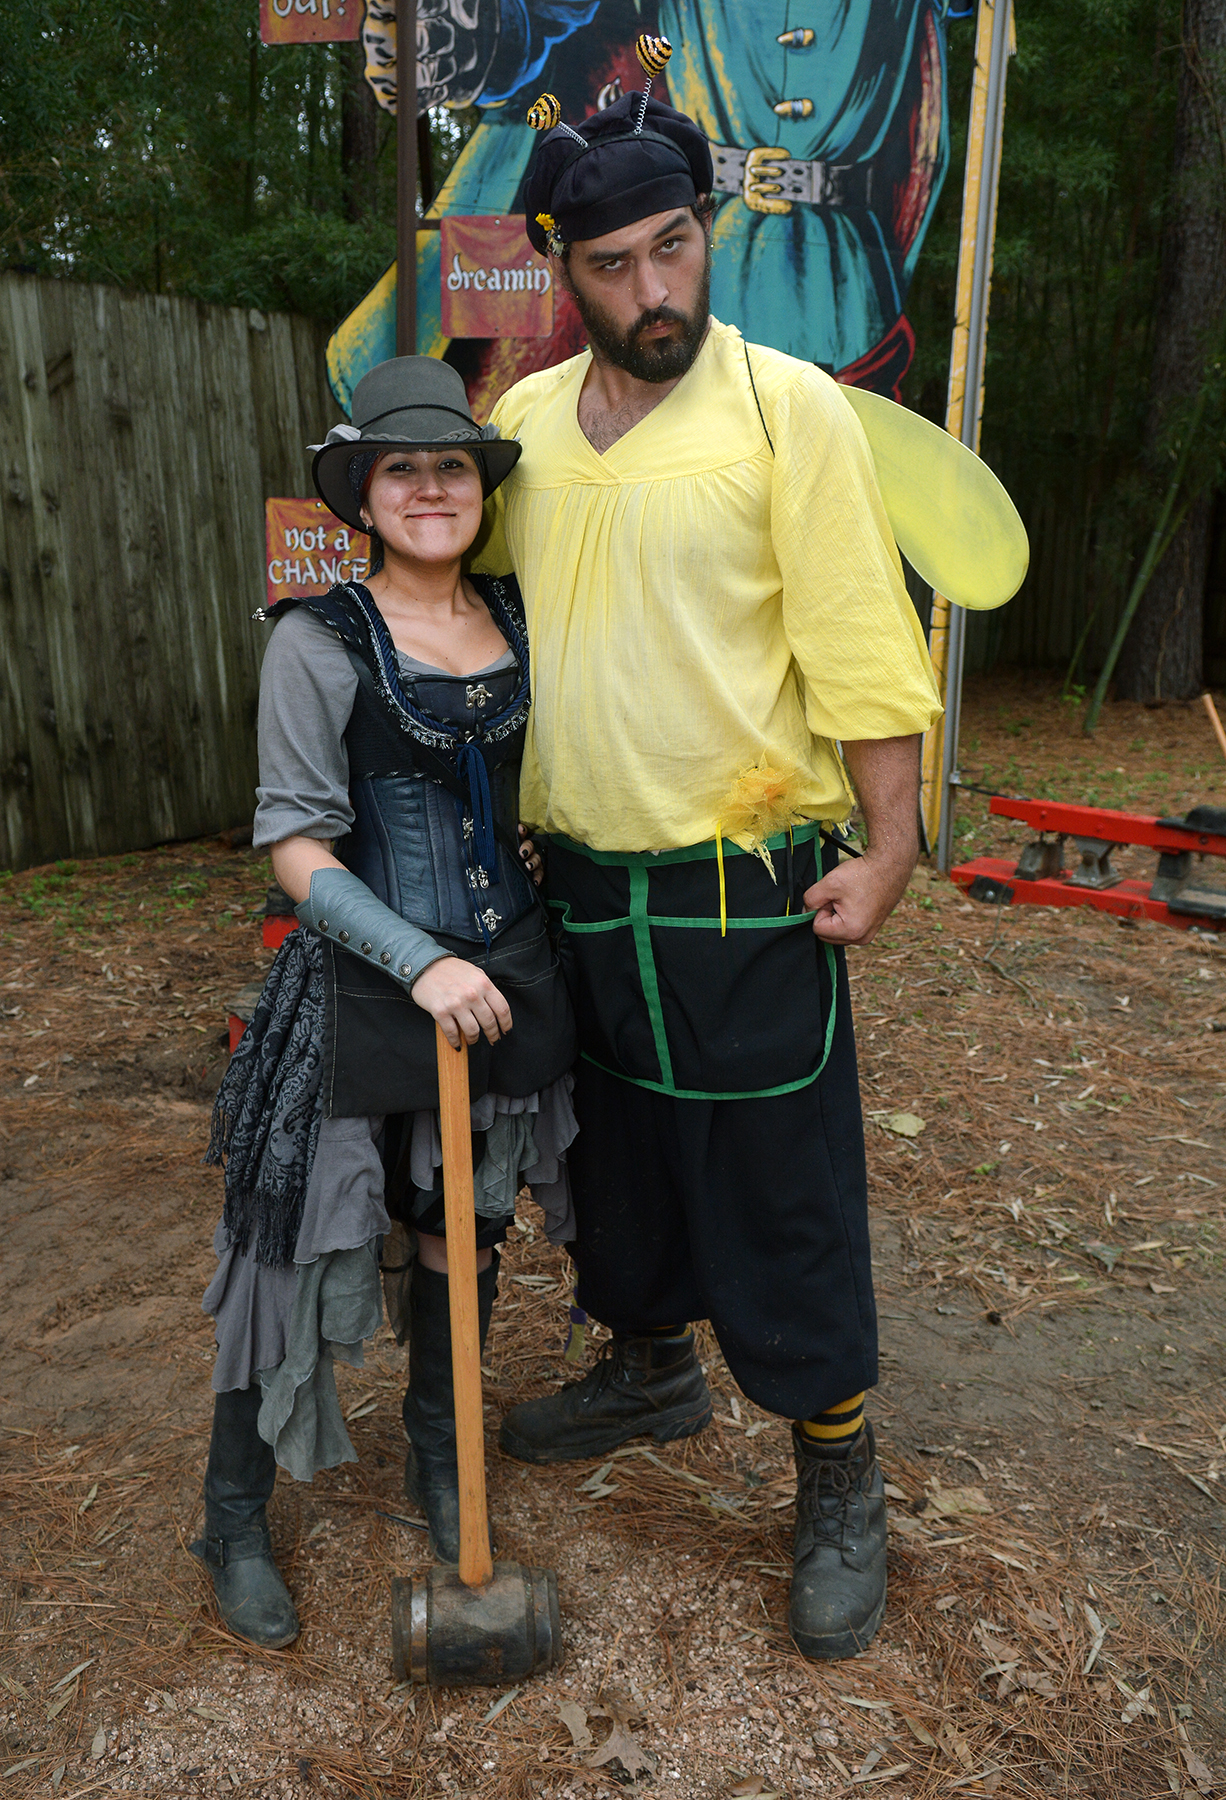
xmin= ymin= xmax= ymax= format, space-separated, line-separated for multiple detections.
xmin=0 ymin=0 xmax=471 ymax=324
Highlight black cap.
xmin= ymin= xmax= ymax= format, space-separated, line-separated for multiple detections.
xmin=524 ymin=93 xmax=714 ymax=254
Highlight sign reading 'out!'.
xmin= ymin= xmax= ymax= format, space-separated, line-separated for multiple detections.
xmin=440 ymin=216 xmax=554 ymax=339
xmin=259 ymin=0 xmax=360 ymax=43
xmin=265 ymin=498 xmax=368 ymax=606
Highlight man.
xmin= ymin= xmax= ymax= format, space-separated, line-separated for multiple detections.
xmin=472 ymin=89 xmax=941 ymax=1660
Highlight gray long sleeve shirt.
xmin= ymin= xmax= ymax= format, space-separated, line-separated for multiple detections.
xmin=252 ymin=605 xmax=514 ymax=850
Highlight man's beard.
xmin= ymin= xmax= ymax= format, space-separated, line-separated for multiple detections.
xmin=568 ymin=247 xmax=712 ymax=383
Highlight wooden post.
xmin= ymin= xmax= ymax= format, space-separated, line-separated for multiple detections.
xmin=920 ymin=0 xmax=1013 ymax=868
xmin=396 ymin=0 xmax=418 ymax=355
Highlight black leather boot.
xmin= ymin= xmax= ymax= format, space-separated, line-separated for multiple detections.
xmin=190 ymin=1385 xmax=299 ymax=1650
xmin=789 ymin=1421 xmax=887 ymax=1661
xmin=498 ymin=1331 xmax=712 ymax=1464
xmin=402 ymin=1257 xmax=499 ymax=1564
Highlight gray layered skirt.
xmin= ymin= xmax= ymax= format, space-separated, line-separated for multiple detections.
xmin=204 ymin=1083 xmax=576 ymax=1481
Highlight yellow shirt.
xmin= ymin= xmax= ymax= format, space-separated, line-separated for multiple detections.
xmin=474 ymin=317 xmax=942 ymax=853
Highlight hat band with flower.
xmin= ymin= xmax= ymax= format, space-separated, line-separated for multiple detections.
xmin=310 ymin=355 xmax=520 ymax=534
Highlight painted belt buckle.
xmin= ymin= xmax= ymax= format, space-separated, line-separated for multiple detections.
xmin=743 ymin=146 xmax=793 ymax=215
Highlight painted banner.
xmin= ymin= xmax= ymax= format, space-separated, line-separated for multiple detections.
xmin=440 ymin=217 xmax=554 ymax=339
xmin=329 ymin=0 xmax=958 ymax=420
xmin=265 ymin=498 xmax=368 ymax=604
xmin=260 ymin=0 xmax=362 ymax=46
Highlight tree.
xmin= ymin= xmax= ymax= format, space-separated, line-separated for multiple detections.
xmin=1115 ymin=0 xmax=1226 ymax=699
xmin=904 ymin=0 xmax=1184 ymax=677
xmin=0 ymin=0 xmax=473 ymax=326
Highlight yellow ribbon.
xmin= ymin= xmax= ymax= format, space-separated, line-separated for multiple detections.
xmin=715 ymin=828 xmax=727 ymax=938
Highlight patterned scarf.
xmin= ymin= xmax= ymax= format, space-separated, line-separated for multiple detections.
xmin=206 ymin=928 xmax=325 ymax=1267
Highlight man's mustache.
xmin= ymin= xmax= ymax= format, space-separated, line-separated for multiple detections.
xmin=630 ymin=307 xmax=689 ymax=339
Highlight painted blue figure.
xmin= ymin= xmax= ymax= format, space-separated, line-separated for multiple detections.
xmin=328 ymin=0 xmax=951 ymax=415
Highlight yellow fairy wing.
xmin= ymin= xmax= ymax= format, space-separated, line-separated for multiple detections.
xmin=837 ymin=384 xmax=1028 ymax=612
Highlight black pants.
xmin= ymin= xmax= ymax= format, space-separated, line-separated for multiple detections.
xmin=567 ymin=951 xmax=877 ymax=1422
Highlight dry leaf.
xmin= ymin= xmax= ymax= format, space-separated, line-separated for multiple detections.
xmin=587 ymin=1717 xmax=657 ymax=1778
xmin=940 ymin=1724 xmax=974 ymax=1770
xmin=1181 ymin=1743 xmax=1215 ymax=1794
xmin=50 ymin=1659 xmax=96 ymax=1692
xmin=881 ymin=1111 xmax=925 ymax=1137
xmin=934 ymin=1593 xmax=960 ymax=1612
xmin=1016 ymin=1671 xmax=1059 ymax=1697
xmin=558 ymin=1701 xmax=593 ymax=1750
xmin=1120 ymin=1686 xmax=1155 ymax=1724
xmin=902 ymin=1715 xmax=939 ymax=1748
xmin=926 ymin=1483 xmax=991 ymax=1517
xmin=89 ymin=1727 xmax=107 ymax=1760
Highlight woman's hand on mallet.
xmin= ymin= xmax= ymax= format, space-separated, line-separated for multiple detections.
xmin=412 ymin=958 xmax=513 ymax=1049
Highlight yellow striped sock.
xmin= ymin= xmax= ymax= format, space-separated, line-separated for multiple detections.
xmin=798 ymin=1393 xmax=866 ymax=1450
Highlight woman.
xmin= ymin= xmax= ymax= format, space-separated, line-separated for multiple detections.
xmin=198 ymin=357 xmax=576 ymax=1649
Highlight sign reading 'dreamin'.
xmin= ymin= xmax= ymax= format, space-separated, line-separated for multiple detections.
xmin=440 ymin=216 xmax=554 ymax=339
xmin=265 ymin=499 xmax=368 ymax=606
xmin=259 ymin=0 xmax=361 ymax=44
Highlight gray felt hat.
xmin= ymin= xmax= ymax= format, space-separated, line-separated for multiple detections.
xmin=311 ymin=356 xmax=520 ymax=530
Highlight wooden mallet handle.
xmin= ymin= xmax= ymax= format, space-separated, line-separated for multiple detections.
xmin=1202 ymin=692 xmax=1226 ymax=768
xmin=435 ymin=1023 xmax=494 ymax=1590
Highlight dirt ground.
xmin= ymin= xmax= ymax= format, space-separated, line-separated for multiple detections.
xmin=1 ymin=672 xmax=1224 ymax=1800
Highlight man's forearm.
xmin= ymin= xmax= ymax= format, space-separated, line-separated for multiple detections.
xmin=840 ymin=735 xmax=921 ymax=870
xmin=801 ymin=735 xmax=921 ymax=945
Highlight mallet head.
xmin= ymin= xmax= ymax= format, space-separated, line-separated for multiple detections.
xmin=392 ymin=1563 xmax=561 ymax=1687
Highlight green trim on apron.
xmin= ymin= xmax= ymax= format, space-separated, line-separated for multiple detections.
xmin=629 ymin=863 xmax=675 ymax=1091
xmin=545 ymin=824 xmax=841 ymax=1103
xmin=547 ymin=900 xmax=821 ymax=933
xmin=580 ymin=939 xmax=839 ymax=1102
xmin=545 ymin=818 xmax=826 ymax=868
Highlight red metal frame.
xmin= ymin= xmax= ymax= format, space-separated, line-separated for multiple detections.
xmin=263 ymin=914 xmax=299 ymax=951
xmin=984 ymin=796 xmax=1226 ymax=858
xmin=949 ymin=796 xmax=1226 ymax=931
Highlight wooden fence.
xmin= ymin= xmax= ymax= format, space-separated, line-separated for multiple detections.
xmin=0 ymin=271 xmax=336 ymax=871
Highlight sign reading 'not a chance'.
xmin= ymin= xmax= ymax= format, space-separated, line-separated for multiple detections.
xmin=440 ymin=216 xmax=554 ymax=339
xmin=265 ymin=498 xmax=368 ymax=606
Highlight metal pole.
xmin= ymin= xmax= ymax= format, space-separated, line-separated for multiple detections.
xmin=921 ymin=0 xmax=1013 ymax=868
xmin=396 ymin=0 xmax=418 ymax=355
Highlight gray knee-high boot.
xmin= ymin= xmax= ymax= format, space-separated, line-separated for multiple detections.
xmin=402 ymin=1256 xmax=499 ymax=1564
xmin=190 ymin=1385 xmax=299 ymax=1649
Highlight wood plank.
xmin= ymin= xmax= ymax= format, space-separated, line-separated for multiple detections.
xmin=0 ymin=275 xmax=76 ymax=866
xmin=0 ymin=271 xmax=341 ymax=869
